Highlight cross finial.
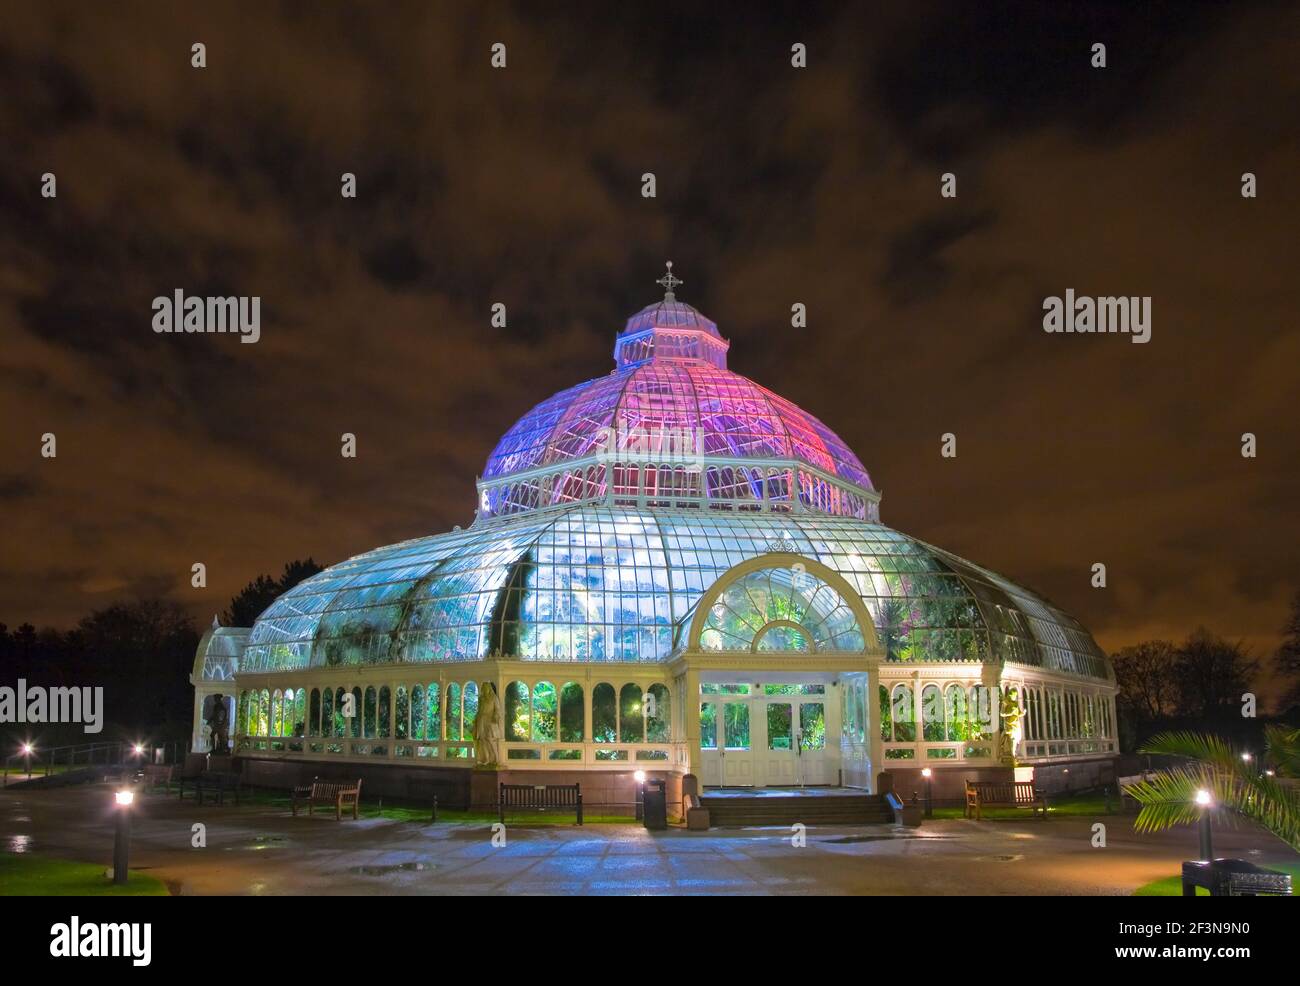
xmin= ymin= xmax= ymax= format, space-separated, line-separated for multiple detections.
xmin=656 ymin=260 xmax=682 ymax=300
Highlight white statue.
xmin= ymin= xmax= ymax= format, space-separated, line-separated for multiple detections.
xmin=473 ymin=682 xmax=501 ymax=767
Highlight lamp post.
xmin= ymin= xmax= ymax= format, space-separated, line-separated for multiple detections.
xmin=113 ymin=789 xmax=134 ymax=885
xmin=1195 ymin=788 xmax=1213 ymax=862
xmin=22 ymin=742 xmax=34 ymax=779
xmin=634 ymin=769 xmax=646 ymax=822
xmin=921 ymin=767 xmax=933 ymax=818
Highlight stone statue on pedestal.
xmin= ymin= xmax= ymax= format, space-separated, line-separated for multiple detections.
xmin=998 ymin=687 xmax=1023 ymax=764
xmin=473 ymin=682 xmax=501 ymax=768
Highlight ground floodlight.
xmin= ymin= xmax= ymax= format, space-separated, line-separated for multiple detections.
xmin=116 ymin=790 xmax=135 ymax=806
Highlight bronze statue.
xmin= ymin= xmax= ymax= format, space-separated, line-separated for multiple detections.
xmin=206 ymin=693 xmax=231 ymax=754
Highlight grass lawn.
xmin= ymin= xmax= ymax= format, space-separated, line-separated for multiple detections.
xmin=223 ymin=788 xmax=637 ymax=825
xmin=1133 ymin=862 xmax=1300 ymax=897
xmin=0 ymin=854 xmax=169 ymax=896
xmin=930 ymin=792 xmax=1123 ymax=821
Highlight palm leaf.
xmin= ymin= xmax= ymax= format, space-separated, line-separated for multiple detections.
xmin=1128 ymin=730 xmax=1300 ymax=851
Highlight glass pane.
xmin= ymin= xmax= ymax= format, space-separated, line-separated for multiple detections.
xmin=446 ymin=683 xmax=462 ymax=741
xmin=800 ymin=703 xmax=826 ymax=750
xmin=426 ymin=683 xmax=440 ymax=740
xmin=646 ymin=683 xmax=670 ymax=742
xmin=723 ymin=701 xmax=750 ymax=750
xmin=395 ymin=686 xmax=409 ymax=740
xmin=411 ymin=685 xmax=424 ymax=740
xmin=505 ymin=680 xmax=530 ymax=742
xmin=559 ymin=682 xmax=584 ymax=742
xmin=922 ymin=685 xmax=943 ymax=741
xmin=378 ymin=686 xmax=391 ymax=738
xmin=767 ymin=703 xmax=793 ymax=750
xmin=532 ymin=681 xmax=557 ymax=742
xmin=699 ymin=702 xmax=717 ymax=750
xmin=463 ymin=682 xmax=479 ymax=736
xmin=592 ymin=683 xmax=616 ymax=743
xmin=292 ymin=689 xmax=305 ymax=737
xmin=620 ymin=684 xmax=644 ymax=743
xmin=308 ymin=689 xmax=320 ymax=737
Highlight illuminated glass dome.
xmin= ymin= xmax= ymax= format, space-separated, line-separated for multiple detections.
xmin=479 ymin=280 xmax=875 ymax=520
xmin=241 ymin=270 xmax=1110 ymax=685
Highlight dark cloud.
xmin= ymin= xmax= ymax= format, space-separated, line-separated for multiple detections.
xmin=0 ymin=1 xmax=1296 ymax=704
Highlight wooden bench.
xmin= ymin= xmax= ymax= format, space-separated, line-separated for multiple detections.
xmin=195 ymin=770 xmax=242 ymax=806
xmin=292 ymin=778 xmax=362 ymax=820
xmin=142 ymin=764 xmax=174 ymax=792
xmin=964 ymin=780 xmax=1046 ymax=819
xmin=499 ymin=783 xmax=583 ymax=825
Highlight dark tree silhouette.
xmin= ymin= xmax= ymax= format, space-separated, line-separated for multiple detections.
xmin=223 ymin=558 xmax=324 ymax=627
xmin=1274 ymin=590 xmax=1300 ymax=713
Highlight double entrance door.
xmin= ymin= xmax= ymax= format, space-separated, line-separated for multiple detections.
xmin=700 ymin=686 xmax=832 ymax=787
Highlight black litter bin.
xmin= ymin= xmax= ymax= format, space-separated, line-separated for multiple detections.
xmin=642 ymin=779 xmax=667 ymax=830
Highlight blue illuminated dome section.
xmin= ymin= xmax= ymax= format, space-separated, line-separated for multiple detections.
xmin=242 ymin=506 xmax=1109 ymax=680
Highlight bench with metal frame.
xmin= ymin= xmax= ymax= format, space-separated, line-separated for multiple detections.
xmin=499 ymin=782 xmax=583 ymax=825
xmin=964 ymin=780 xmax=1046 ymax=819
xmin=292 ymin=778 xmax=362 ymax=820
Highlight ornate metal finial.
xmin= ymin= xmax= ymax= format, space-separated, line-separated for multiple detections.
xmin=656 ymin=260 xmax=682 ymax=300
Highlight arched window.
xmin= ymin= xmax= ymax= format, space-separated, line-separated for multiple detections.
xmin=291 ymin=689 xmax=305 ymax=737
xmin=890 ymin=684 xmax=915 ymax=742
xmin=258 ymin=689 xmax=270 ymax=736
xmin=592 ymin=683 xmax=616 ymax=743
xmin=532 ymin=681 xmax=557 ymax=742
xmin=646 ymin=683 xmax=670 ymax=742
xmin=309 ymin=689 xmax=321 ymax=738
xmin=350 ymin=687 xmax=362 ymax=738
xmin=945 ymin=684 xmax=969 ymax=741
xmin=237 ymin=691 xmax=249 ymax=735
xmin=922 ymin=684 xmax=943 ymax=741
xmin=363 ymin=687 xmax=377 ymax=739
xmin=411 ymin=685 xmax=424 ymax=740
xmin=271 ymin=689 xmax=284 ymax=737
xmin=878 ymin=685 xmax=891 ymax=742
xmin=378 ymin=686 xmax=391 ymax=738
xmin=620 ymin=684 xmax=644 ymax=742
xmin=505 ymin=681 xmax=530 ymax=742
xmin=446 ymin=683 xmax=462 ymax=741
xmin=395 ymin=686 xmax=409 ymax=740
xmin=321 ymin=688 xmax=333 ymax=738
xmin=559 ymin=682 xmax=584 ymax=742
xmin=971 ymin=685 xmax=993 ymax=738
xmin=463 ymin=682 xmax=479 ymax=736
xmin=427 ymin=682 xmax=441 ymax=740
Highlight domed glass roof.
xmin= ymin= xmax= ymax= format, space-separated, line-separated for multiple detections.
xmin=241 ymin=505 xmax=1110 ymax=681
xmin=483 ymin=361 xmax=872 ymax=489
xmin=481 ymin=283 xmax=873 ymax=507
xmin=241 ymin=270 xmax=1109 ymax=685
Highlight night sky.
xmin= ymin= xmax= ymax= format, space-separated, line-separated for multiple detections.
xmin=2 ymin=3 xmax=1297 ymax=702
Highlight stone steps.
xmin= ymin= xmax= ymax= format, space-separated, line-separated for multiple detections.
xmin=699 ymin=793 xmax=892 ymax=827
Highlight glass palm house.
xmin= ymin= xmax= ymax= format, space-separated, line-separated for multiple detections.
xmin=193 ymin=269 xmax=1117 ymax=805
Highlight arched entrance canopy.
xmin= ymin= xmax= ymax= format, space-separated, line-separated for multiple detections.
xmin=686 ymin=552 xmax=881 ymax=655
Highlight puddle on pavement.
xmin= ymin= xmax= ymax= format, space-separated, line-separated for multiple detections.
xmin=972 ymin=853 xmax=1024 ymax=862
xmin=821 ymin=834 xmax=952 ymax=844
xmin=225 ymin=834 xmax=289 ymax=851
xmin=351 ymin=861 xmax=433 ymax=876
xmin=6 ymin=834 xmax=33 ymax=853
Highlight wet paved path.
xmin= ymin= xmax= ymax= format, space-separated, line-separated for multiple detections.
xmin=3 ymin=784 xmax=1297 ymax=895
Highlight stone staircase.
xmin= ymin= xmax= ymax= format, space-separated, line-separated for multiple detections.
xmin=699 ymin=791 xmax=893 ymax=827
